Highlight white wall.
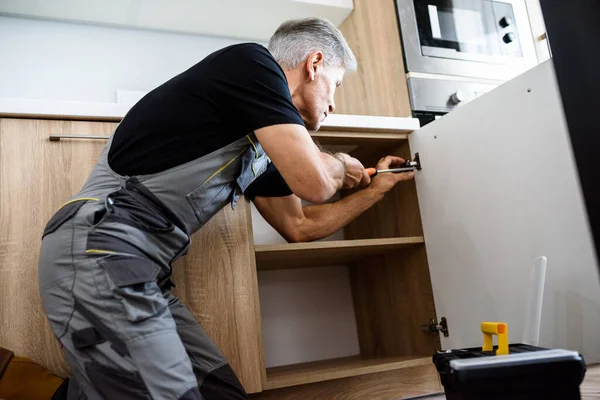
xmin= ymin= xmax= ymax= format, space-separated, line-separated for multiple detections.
xmin=0 ymin=16 xmax=255 ymax=103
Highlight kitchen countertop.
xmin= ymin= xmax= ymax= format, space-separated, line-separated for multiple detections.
xmin=0 ymin=97 xmax=420 ymax=132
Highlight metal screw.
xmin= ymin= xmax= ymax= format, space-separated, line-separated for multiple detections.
xmin=527 ymin=88 xmax=532 ymax=93
xmin=434 ymin=136 xmax=437 ymax=139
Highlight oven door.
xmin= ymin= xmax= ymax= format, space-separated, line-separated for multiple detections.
xmin=397 ymin=0 xmax=538 ymax=80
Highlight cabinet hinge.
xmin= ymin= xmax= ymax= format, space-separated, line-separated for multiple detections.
xmin=420 ymin=317 xmax=449 ymax=337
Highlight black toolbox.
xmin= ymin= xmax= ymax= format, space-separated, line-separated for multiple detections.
xmin=433 ymin=344 xmax=587 ymax=399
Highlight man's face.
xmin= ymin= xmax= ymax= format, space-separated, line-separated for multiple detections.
xmin=293 ymin=61 xmax=345 ymax=131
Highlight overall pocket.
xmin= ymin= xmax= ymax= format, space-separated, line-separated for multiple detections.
xmin=186 ymin=149 xmax=246 ymax=224
xmin=187 ymin=181 xmax=236 ymax=224
xmin=104 ymin=182 xmax=174 ymax=233
xmin=236 ymin=140 xmax=269 ymax=194
xmin=42 ymin=198 xmax=96 ymax=238
xmin=98 ymin=255 xmax=167 ymax=323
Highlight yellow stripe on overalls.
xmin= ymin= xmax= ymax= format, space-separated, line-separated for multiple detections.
xmin=85 ymin=249 xmax=116 ymax=255
xmin=247 ymin=135 xmax=260 ymax=176
xmin=202 ymin=148 xmax=248 ymax=186
xmin=58 ymin=197 xmax=99 ymax=211
xmin=247 ymin=135 xmax=259 ymax=159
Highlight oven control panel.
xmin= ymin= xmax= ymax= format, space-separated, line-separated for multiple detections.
xmin=408 ymin=77 xmax=499 ymax=114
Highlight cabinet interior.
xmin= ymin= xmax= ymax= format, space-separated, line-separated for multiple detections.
xmin=253 ymin=131 xmax=441 ymax=390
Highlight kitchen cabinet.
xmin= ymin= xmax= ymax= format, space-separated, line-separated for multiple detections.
xmin=1 ymin=59 xmax=598 ymax=399
xmin=0 ymin=115 xmax=441 ymax=397
xmin=249 ymin=60 xmax=599 ymax=399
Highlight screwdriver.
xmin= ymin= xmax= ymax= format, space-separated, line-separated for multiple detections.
xmin=366 ymin=166 xmax=415 ymax=177
xmin=365 ymin=153 xmax=422 ymax=177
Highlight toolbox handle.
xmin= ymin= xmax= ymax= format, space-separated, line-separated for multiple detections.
xmin=481 ymin=322 xmax=509 ymax=355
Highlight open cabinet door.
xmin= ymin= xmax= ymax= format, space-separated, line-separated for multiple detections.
xmin=409 ymin=60 xmax=600 ymax=362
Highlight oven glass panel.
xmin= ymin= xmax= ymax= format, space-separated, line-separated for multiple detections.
xmin=414 ymin=0 xmax=522 ymax=60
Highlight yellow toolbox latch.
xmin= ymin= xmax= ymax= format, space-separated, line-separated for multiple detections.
xmin=481 ymin=322 xmax=509 ymax=355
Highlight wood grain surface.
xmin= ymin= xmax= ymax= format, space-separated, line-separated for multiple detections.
xmin=0 ymin=118 xmax=115 ymax=378
xmin=335 ymin=0 xmax=413 ymax=117
xmin=265 ymin=355 xmax=431 ymax=390
xmin=343 ymin=139 xmax=441 ymax=359
xmin=346 ymin=141 xmax=424 ymax=239
xmin=350 ymin=246 xmax=440 ymax=358
xmin=250 ymin=363 xmax=443 ymax=399
xmin=255 ymin=237 xmax=424 ymax=270
xmin=582 ymin=365 xmax=600 ymax=400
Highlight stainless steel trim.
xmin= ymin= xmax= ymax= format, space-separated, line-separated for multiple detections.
xmin=48 ymin=134 xmax=109 ymax=141
xmin=396 ymin=0 xmax=538 ymax=80
xmin=421 ymin=45 xmax=524 ymax=65
xmin=408 ymin=76 xmax=498 ymax=113
xmin=406 ymin=71 xmax=504 ymax=84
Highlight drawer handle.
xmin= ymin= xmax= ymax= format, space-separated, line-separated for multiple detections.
xmin=49 ymin=134 xmax=110 ymax=142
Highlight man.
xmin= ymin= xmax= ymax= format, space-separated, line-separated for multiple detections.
xmin=38 ymin=17 xmax=414 ymax=399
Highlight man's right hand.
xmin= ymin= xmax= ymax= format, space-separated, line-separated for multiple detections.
xmin=333 ymin=153 xmax=370 ymax=190
xmin=367 ymin=156 xmax=415 ymax=195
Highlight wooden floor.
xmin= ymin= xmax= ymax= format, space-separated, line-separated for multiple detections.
xmin=416 ymin=364 xmax=600 ymax=400
xmin=582 ymin=365 xmax=600 ymax=399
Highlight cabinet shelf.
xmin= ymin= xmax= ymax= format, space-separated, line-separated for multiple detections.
xmin=255 ymin=237 xmax=424 ymax=270
xmin=264 ymin=355 xmax=432 ymax=390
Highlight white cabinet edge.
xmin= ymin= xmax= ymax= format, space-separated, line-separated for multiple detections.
xmin=0 ymin=98 xmax=131 ymax=120
xmin=0 ymin=97 xmax=420 ymax=131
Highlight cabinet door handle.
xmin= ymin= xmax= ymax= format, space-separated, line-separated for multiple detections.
xmin=48 ymin=134 xmax=110 ymax=142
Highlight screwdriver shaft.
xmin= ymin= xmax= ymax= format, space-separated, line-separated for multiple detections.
xmin=376 ymin=167 xmax=415 ymax=174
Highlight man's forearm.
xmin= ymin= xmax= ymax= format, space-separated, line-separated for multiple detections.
xmin=298 ymin=187 xmax=385 ymax=242
xmin=319 ymin=151 xmax=345 ymax=193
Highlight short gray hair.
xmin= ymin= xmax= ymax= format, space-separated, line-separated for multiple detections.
xmin=268 ymin=17 xmax=357 ymax=73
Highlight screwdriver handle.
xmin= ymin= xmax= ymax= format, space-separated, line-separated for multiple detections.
xmin=366 ymin=168 xmax=377 ymax=177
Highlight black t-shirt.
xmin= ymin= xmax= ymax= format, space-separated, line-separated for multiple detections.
xmin=107 ymin=43 xmax=303 ymax=198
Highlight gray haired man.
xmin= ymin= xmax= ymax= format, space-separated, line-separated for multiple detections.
xmin=39 ymin=18 xmax=414 ymax=399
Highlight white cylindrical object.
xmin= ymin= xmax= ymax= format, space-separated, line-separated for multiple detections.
xmin=522 ymin=256 xmax=547 ymax=346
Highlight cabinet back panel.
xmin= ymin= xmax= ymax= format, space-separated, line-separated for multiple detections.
xmin=350 ymin=246 xmax=440 ymax=357
xmin=258 ymin=265 xmax=360 ymax=368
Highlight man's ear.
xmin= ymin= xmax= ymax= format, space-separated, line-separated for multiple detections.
xmin=305 ymin=51 xmax=324 ymax=82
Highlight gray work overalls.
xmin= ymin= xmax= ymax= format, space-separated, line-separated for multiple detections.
xmin=38 ymin=131 xmax=269 ymax=399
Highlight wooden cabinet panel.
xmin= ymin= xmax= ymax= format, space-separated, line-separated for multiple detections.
xmin=336 ymin=0 xmax=412 ymax=117
xmin=0 ymin=118 xmax=116 ymax=377
xmin=350 ymin=246 xmax=440 ymax=358
xmin=343 ymin=138 xmax=440 ymax=360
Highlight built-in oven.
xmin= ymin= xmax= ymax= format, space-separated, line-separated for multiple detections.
xmin=396 ymin=0 xmax=539 ymax=125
